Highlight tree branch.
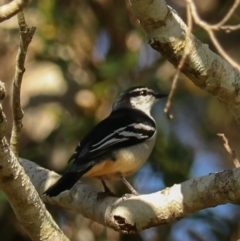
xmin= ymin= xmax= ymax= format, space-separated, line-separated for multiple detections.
xmin=217 ymin=133 xmax=240 ymax=168
xmin=187 ymin=0 xmax=240 ymax=31
xmin=164 ymin=3 xmax=193 ymax=119
xmin=128 ymin=0 xmax=240 ymax=124
xmin=187 ymin=0 xmax=240 ymax=72
xmin=19 ymin=158 xmax=240 ymax=233
xmin=0 ymin=0 xmax=30 ymax=22
xmin=0 ymin=8 xmax=69 ymax=241
xmin=220 ymin=24 xmax=240 ymax=32
xmin=211 ymin=0 xmax=240 ymax=29
xmin=10 ymin=11 xmax=36 ymax=156
xmin=0 ymin=102 xmax=69 ymax=240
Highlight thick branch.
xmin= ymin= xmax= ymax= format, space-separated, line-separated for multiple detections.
xmin=129 ymin=0 xmax=240 ymax=124
xmin=0 ymin=106 xmax=69 ymax=240
xmin=0 ymin=0 xmax=30 ymax=22
xmin=20 ymin=158 xmax=240 ymax=233
xmin=164 ymin=3 xmax=193 ymax=118
xmin=0 ymin=11 xmax=69 ymax=240
xmin=10 ymin=11 xmax=36 ymax=156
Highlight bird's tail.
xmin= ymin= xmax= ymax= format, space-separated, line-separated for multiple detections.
xmin=43 ymin=172 xmax=82 ymax=197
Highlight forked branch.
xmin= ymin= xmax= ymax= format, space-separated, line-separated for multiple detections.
xmin=10 ymin=11 xmax=36 ymax=156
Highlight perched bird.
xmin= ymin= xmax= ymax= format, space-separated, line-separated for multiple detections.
xmin=44 ymin=86 xmax=167 ymax=197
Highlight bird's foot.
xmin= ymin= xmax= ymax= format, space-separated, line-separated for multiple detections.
xmin=121 ymin=191 xmax=139 ymax=201
xmin=118 ymin=174 xmax=140 ymax=196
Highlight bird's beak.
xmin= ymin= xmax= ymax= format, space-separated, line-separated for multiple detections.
xmin=155 ymin=93 xmax=168 ymax=99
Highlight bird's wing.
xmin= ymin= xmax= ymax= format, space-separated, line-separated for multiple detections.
xmin=68 ymin=108 xmax=156 ymax=169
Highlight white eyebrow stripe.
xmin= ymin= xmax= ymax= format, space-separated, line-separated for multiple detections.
xmin=129 ymin=87 xmax=148 ymax=93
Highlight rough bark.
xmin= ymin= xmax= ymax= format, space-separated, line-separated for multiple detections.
xmin=20 ymin=158 xmax=240 ymax=233
xmin=0 ymin=85 xmax=68 ymax=240
xmin=129 ymin=0 xmax=240 ymax=123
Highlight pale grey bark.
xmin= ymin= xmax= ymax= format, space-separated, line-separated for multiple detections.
xmin=0 ymin=111 xmax=69 ymax=240
xmin=0 ymin=6 xmax=69 ymax=239
xmin=20 ymin=158 xmax=240 ymax=233
xmin=0 ymin=0 xmax=31 ymax=22
xmin=129 ymin=0 xmax=240 ymax=123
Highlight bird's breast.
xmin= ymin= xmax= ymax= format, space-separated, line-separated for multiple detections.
xmin=83 ymin=134 xmax=156 ymax=179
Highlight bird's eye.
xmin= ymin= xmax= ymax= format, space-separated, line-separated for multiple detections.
xmin=140 ymin=90 xmax=148 ymax=96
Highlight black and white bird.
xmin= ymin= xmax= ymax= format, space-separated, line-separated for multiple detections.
xmin=44 ymin=86 xmax=167 ymax=197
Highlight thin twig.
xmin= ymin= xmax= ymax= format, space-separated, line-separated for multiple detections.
xmin=10 ymin=11 xmax=36 ymax=157
xmin=188 ymin=0 xmax=240 ymax=30
xmin=220 ymin=23 xmax=240 ymax=32
xmin=164 ymin=3 xmax=192 ymax=119
xmin=207 ymin=29 xmax=240 ymax=71
xmin=188 ymin=0 xmax=240 ymax=72
xmin=217 ymin=133 xmax=240 ymax=168
xmin=211 ymin=0 xmax=240 ymax=29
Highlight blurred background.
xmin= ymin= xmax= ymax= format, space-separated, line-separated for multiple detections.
xmin=0 ymin=0 xmax=240 ymax=240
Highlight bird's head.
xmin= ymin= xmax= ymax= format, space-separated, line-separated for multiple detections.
xmin=112 ymin=86 xmax=168 ymax=114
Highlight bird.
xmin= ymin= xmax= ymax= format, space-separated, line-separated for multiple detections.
xmin=43 ymin=86 xmax=167 ymax=197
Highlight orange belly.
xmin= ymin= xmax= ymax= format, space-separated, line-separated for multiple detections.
xmin=82 ymin=136 xmax=156 ymax=180
xmin=83 ymin=159 xmax=130 ymax=179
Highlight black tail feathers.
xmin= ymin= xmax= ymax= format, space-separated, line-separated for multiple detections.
xmin=43 ymin=172 xmax=82 ymax=197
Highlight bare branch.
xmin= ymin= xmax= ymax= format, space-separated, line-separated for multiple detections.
xmin=0 ymin=0 xmax=30 ymax=22
xmin=0 ymin=110 xmax=69 ymax=240
xmin=20 ymin=158 xmax=240 ymax=233
xmin=220 ymin=24 xmax=240 ymax=32
xmin=129 ymin=0 xmax=240 ymax=124
xmin=10 ymin=11 xmax=36 ymax=156
xmin=187 ymin=0 xmax=240 ymax=72
xmin=217 ymin=133 xmax=240 ymax=168
xmin=164 ymin=3 xmax=192 ymax=119
xmin=211 ymin=0 xmax=240 ymax=29
xmin=187 ymin=0 xmax=240 ymax=31
xmin=0 ymin=10 xmax=69 ymax=241
xmin=207 ymin=29 xmax=240 ymax=71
